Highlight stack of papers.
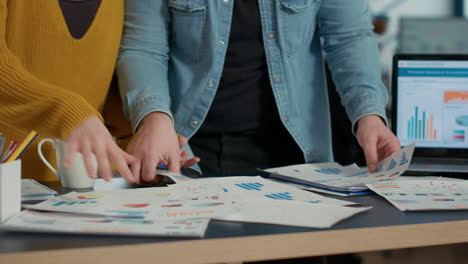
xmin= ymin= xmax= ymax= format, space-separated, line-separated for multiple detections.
xmin=260 ymin=144 xmax=415 ymax=196
xmin=367 ymin=178 xmax=468 ymax=211
xmin=2 ymin=174 xmax=371 ymax=237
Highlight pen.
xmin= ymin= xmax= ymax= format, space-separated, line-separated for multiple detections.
xmin=1 ymin=140 xmax=17 ymax=162
xmin=4 ymin=130 xmax=38 ymax=163
xmin=0 ymin=136 xmax=5 ymax=157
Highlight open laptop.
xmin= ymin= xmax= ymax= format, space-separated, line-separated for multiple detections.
xmin=392 ymin=54 xmax=468 ymax=174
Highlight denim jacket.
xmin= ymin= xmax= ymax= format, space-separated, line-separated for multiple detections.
xmin=117 ymin=0 xmax=388 ymax=163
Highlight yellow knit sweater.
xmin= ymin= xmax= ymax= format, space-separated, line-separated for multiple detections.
xmin=0 ymin=0 xmax=125 ymax=182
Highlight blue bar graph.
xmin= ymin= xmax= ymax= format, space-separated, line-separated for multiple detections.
xmin=407 ymin=106 xmax=436 ymax=140
xmin=314 ymin=168 xmax=342 ymax=174
xmin=235 ymin=183 xmax=264 ymax=191
xmin=264 ymin=192 xmax=294 ymax=200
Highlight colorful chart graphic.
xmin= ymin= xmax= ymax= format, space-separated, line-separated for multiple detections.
xmin=192 ymin=202 xmax=225 ymax=207
xmin=52 ymin=201 xmax=97 ymax=206
xmin=264 ymin=192 xmax=294 ymax=200
xmin=444 ymin=91 xmax=468 ymax=103
xmin=77 ymin=194 xmax=104 ymax=200
xmin=191 ymin=196 xmax=219 ymax=201
xmin=105 ymin=210 xmax=148 ymax=217
xmin=314 ymin=168 xmax=342 ymax=174
xmin=19 ymin=216 xmax=55 ymax=225
xmin=399 ymin=153 xmax=409 ymax=166
xmin=407 ymin=106 xmax=437 ymax=140
xmin=235 ymin=183 xmax=264 ymax=191
xmin=387 ymin=159 xmax=397 ymax=170
xmin=456 ymin=116 xmax=468 ymax=127
xmin=452 ymin=130 xmax=465 ymax=142
xmin=123 ymin=204 xmax=149 ymax=208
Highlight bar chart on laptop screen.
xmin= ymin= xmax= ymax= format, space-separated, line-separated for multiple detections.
xmin=397 ymin=60 xmax=468 ymax=149
xmin=406 ymin=106 xmax=438 ymax=141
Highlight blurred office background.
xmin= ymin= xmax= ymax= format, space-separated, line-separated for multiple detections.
xmin=369 ymin=0 xmax=468 ymax=87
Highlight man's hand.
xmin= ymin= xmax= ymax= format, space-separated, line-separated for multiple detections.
xmin=64 ymin=115 xmax=137 ymax=183
xmin=356 ymin=115 xmax=400 ymax=172
xmin=177 ymin=134 xmax=200 ymax=168
xmin=126 ymin=112 xmax=199 ymax=184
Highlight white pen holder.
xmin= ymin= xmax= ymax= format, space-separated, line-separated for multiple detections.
xmin=0 ymin=160 xmax=21 ymax=223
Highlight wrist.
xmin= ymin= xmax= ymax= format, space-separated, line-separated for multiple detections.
xmin=355 ymin=114 xmax=385 ymax=135
xmin=358 ymin=114 xmax=384 ymax=126
xmin=140 ymin=112 xmax=173 ymax=128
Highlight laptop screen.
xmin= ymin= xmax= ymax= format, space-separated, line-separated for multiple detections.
xmin=393 ymin=55 xmax=468 ymax=152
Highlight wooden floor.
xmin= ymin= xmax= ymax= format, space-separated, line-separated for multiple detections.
xmin=359 ymin=243 xmax=468 ymax=264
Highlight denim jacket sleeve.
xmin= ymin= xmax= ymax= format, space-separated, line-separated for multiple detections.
xmin=317 ymin=0 xmax=389 ymax=131
xmin=116 ymin=0 xmax=172 ymax=132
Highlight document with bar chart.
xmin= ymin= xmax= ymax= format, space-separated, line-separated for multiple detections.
xmin=259 ymin=144 xmax=415 ymax=196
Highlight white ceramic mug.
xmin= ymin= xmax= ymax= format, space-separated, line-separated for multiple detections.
xmin=37 ymin=139 xmax=97 ymax=188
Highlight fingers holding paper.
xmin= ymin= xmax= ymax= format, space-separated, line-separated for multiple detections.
xmin=178 ymin=134 xmax=200 ymax=169
xmin=64 ymin=115 xmax=137 ymax=183
xmin=126 ymin=112 xmax=184 ymax=185
xmin=356 ymin=115 xmax=401 ymax=172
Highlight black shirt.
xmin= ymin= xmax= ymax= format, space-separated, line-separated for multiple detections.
xmin=197 ymin=0 xmax=279 ymax=134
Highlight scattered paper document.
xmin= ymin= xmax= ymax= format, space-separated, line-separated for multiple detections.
xmin=6 ymin=174 xmax=372 ymax=237
xmin=2 ymin=209 xmax=209 ymax=238
xmin=183 ymin=176 xmax=355 ymax=206
xmin=216 ymin=200 xmax=371 ymax=228
xmin=21 ymin=179 xmax=57 ymax=201
xmin=367 ymin=179 xmax=468 ymax=211
xmin=260 ymin=144 xmax=415 ymax=195
xmin=23 ymin=191 xmax=163 ymax=218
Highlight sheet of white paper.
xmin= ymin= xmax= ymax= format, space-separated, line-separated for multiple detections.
xmin=399 ymin=176 xmax=465 ymax=182
xmin=367 ymin=179 xmax=468 ymax=211
xmin=179 ymin=176 xmax=355 ymax=206
xmin=216 ymin=200 xmax=371 ymax=228
xmin=24 ymin=184 xmax=234 ymax=221
xmin=23 ymin=190 xmax=167 ymax=218
xmin=21 ymin=179 xmax=57 ymax=201
xmin=263 ymin=144 xmax=415 ymax=191
xmin=2 ymin=209 xmax=209 ymax=237
xmin=149 ymin=200 xmax=237 ymax=220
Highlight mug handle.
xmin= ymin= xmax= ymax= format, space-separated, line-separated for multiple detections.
xmin=37 ymin=138 xmax=60 ymax=180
